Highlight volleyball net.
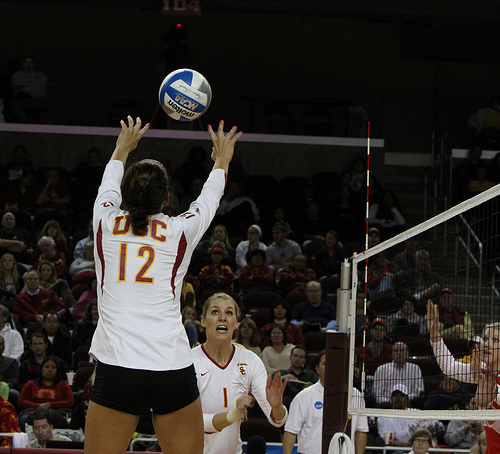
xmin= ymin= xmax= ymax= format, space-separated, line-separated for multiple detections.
xmin=348 ymin=183 xmax=500 ymax=421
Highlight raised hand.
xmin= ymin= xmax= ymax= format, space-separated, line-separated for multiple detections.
xmin=208 ymin=120 xmax=242 ymax=172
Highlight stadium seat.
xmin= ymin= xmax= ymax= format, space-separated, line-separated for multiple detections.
xmin=398 ymin=335 xmax=433 ymax=356
xmin=408 ymin=356 xmax=441 ymax=378
xmin=246 ymin=307 xmax=272 ymax=329
xmin=304 ymin=331 xmax=327 ymax=353
xmin=285 ymin=291 xmax=306 ymax=311
xmin=73 ymin=366 xmax=94 ymax=392
xmin=243 ymin=291 xmax=283 ymax=309
xmin=319 ymin=275 xmax=341 ymax=297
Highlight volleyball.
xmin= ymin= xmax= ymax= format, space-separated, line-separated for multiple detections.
xmin=158 ymin=68 xmax=212 ymax=122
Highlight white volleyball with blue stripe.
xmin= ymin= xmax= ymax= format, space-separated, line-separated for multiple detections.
xmin=158 ymin=68 xmax=212 ymax=122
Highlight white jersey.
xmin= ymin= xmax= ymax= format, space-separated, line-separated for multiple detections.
xmin=192 ymin=343 xmax=287 ymax=454
xmin=90 ymin=161 xmax=225 ymax=371
xmin=285 ymin=383 xmax=368 ymax=454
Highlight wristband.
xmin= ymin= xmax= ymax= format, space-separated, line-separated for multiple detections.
xmin=226 ymin=398 xmax=241 ymax=424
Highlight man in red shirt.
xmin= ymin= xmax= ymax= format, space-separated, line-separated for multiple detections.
xmin=13 ymin=270 xmax=66 ymax=326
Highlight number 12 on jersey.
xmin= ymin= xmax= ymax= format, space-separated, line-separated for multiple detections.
xmin=118 ymin=243 xmax=156 ymax=284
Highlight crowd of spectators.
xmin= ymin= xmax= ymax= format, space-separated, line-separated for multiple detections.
xmin=0 ymin=138 xmax=494 ymax=451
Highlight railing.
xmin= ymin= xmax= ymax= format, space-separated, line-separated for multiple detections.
xmin=455 ymin=213 xmax=483 ymax=303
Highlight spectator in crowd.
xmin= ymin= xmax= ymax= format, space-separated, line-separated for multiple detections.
xmin=18 ymin=356 xmax=74 ymax=429
xmin=398 ymin=249 xmax=441 ymax=304
xmin=1 ymin=170 xmax=36 ymax=215
xmin=71 ymin=272 xmax=97 ymax=325
xmin=470 ymin=431 xmax=487 ymax=454
xmin=31 ymin=219 xmax=71 ymax=265
xmin=350 ymin=156 xmax=367 ymax=193
xmin=179 ymin=177 xmax=204 ymax=213
xmin=367 ymin=227 xmax=381 ymax=248
xmin=357 ymin=318 xmax=392 ymax=376
xmin=13 ymin=270 xmax=66 ymax=326
xmin=436 ymin=287 xmax=473 ymax=340
xmin=386 ymin=296 xmax=427 ymax=340
xmin=392 ymin=238 xmax=419 ymax=276
xmin=173 ymin=145 xmax=209 ymax=195
xmin=68 ymin=241 xmax=95 ymax=278
xmin=191 ymin=224 xmax=236 ymax=274
xmin=38 ymin=311 xmax=72 ymax=369
xmin=215 ymin=180 xmax=260 ymax=227
xmin=19 ymin=332 xmax=48 ymax=390
xmin=278 ymin=253 xmax=317 ymax=297
xmin=331 ymin=184 xmax=363 ymax=233
xmin=377 ymin=386 xmax=444 ymax=449
xmin=73 ymin=218 xmax=93 ymax=260
xmin=293 ymin=200 xmax=327 ymax=246
xmin=181 ymin=305 xmax=202 ymax=348
xmin=468 ymin=96 xmax=500 ymax=150
xmin=368 ymin=189 xmax=406 ymax=237
xmin=198 ymin=244 xmax=234 ymax=292
xmin=266 ymin=222 xmax=302 ymax=272
xmin=37 ymin=260 xmax=74 ymax=308
xmin=234 ymin=224 xmax=267 ymax=275
xmin=443 ymin=396 xmax=483 ymax=449
xmin=0 ymin=212 xmax=28 ymax=263
xmin=367 ymin=252 xmax=397 ymax=300
xmin=280 ymin=346 xmax=318 ymax=399
xmin=9 ymin=56 xmax=49 ymax=124
xmin=34 ymin=167 xmax=72 ymax=226
xmin=0 ymin=305 xmax=24 ymax=363
xmin=237 ymin=249 xmax=275 ymax=294
xmin=0 ymin=335 xmax=20 ymax=404
xmin=408 ymin=428 xmax=434 ymax=454
xmin=452 ymin=145 xmax=484 ymax=203
xmin=312 ymin=230 xmax=344 ymax=279
xmin=26 ymin=409 xmax=71 ymax=448
xmin=3 ymin=144 xmax=33 ymax=182
xmin=283 ymin=350 xmax=368 ymax=454
xmin=259 ymin=301 xmax=305 ymax=349
xmin=72 ymin=298 xmax=98 ymax=351
xmin=0 ymin=253 xmax=23 ymax=297
xmin=425 ymin=374 xmax=469 ymax=410
xmin=261 ymin=324 xmax=294 ymax=375
xmin=373 ymin=341 xmax=424 ymax=406
xmin=468 ymin=164 xmax=495 ymax=196
xmin=233 ymin=317 xmax=261 ymax=356
xmin=291 ymin=281 xmax=336 ymax=331
xmin=0 ymin=395 xmax=20 ymax=447
xmin=31 ymin=236 xmax=68 ymax=280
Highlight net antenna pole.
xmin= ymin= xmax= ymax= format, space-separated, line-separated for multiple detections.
xmin=361 ymin=122 xmax=371 ymax=401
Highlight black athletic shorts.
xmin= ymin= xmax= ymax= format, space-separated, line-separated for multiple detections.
xmin=90 ymin=362 xmax=199 ymax=415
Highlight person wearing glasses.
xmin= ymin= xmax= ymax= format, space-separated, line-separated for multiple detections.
xmin=409 ymin=428 xmax=433 ymax=454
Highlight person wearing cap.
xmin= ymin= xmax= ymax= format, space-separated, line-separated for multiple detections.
xmin=266 ymin=222 xmax=301 ymax=272
xmin=397 ymin=249 xmax=441 ymax=303
xmin=377 ymin=383 xmax=426 ymax=448
xmin=198 ymin=243 xmax=235 ymax=292
xmin=437 ymin=287 xmax=474 ymax=340
xmin=234 ymin=224 xmax=267 ymax=275
xmin=357 ymin=317 xmax=393 ymax=375
xmin=367 ymin=227 xmax=381 ymax=248
xmin=373 ymin=341 xmax=424 ymax=405
xmin=238 ymin=249 xmax=275 ymax=294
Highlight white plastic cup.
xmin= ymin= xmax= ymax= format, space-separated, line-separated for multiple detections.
xmin=383 ymin=431 xmax=394 ymax=445
xmin=66 ymin=372 xmax=75 ymax=386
